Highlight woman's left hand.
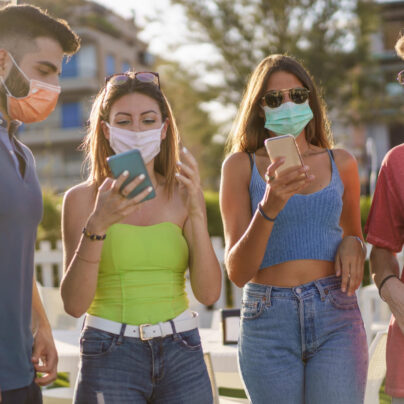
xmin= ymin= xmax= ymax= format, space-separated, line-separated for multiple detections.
xmin=335 ymin=236 xmax=366 ymax=296
xmin=176 ymin=147 xmax=204 ymax=217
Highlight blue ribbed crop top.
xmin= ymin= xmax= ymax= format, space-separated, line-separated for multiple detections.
xmin=249 ymin=150 xmax=344 ymax=269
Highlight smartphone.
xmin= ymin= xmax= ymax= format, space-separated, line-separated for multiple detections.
xmin=107 ymin=149 xmax=155 ymax=201
xmin=264 ymin=134 xmax=306 ymax=177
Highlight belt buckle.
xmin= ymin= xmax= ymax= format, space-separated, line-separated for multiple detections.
xmin=139 ymin=324 xmax=152 ymax=341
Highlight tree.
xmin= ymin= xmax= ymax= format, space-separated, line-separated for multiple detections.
xmin=158 ymin=60 xmax=224 ymax=189
xmin=171 ymin=0 xmax=380 ymax=123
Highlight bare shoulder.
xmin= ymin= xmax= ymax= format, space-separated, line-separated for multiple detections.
xmin=63 ymin=181 xmax=96 ymax=212
xmin=222 ymin=151 xmax=251 ymax=181
xmin=331 ymin=148 xmax=358 ymax=174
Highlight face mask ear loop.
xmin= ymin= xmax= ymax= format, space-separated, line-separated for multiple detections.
xmin=0 ymin=52 xmax=30 ymax=98
xmin=0 ymin=76 xmax=12 ymax=96
xmin=7 ymin=52 xmax=30 ymax=83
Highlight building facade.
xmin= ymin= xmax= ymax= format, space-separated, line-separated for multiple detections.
xmin=19 ymin=2 xmax=154 ymax=191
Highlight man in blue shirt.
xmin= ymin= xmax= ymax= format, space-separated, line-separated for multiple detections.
xmin=0 ymin=5 xmax=80 ymax=403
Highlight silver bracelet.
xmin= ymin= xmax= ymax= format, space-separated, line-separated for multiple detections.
xmin=347 ymin=235 xmax=367 ymax=257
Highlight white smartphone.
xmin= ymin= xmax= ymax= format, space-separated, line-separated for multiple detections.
xmin=264 ymin=134 xmax=306 ymax=177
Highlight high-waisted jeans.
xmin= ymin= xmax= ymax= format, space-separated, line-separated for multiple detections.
xmin=73 ymin=326 xmax=213 ymax=404
xmin=238 ymin=275 xmax=368 ymax=404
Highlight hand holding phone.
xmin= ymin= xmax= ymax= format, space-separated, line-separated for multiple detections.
xmin=264 ymin=134 xmax=306 ymax=177
xmin=107 ymin=149 xmax=155 ymax=201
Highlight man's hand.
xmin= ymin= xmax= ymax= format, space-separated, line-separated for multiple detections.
xmin=382 ymin=277 xmax=404 ymax=334
xmin=32 ymin=324 xmax=58 ymax=386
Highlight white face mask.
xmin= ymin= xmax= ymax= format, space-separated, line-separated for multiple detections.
xmin=105 ymin=122 xmax=165 ymax=163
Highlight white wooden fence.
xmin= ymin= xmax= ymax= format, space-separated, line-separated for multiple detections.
xmin=35 ymin=239 xmax=402 ymax=336
xmin=34 ymin=237 xmax=243 ymax=328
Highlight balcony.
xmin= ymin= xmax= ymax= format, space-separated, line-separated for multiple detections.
xmin=19 ymin=128 xmax=85 ymax=147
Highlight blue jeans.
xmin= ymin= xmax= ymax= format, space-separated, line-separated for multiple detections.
xmin=73 ymin=326 xmax=213 ymax=404
xmin=238 ymin=275 xmax=368 ymax=404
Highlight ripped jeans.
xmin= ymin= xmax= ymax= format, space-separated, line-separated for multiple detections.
xmin=73 ymin=326 xmax=212 ymax=404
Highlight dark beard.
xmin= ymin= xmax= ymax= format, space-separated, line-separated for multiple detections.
xmin=2 ymin=64 xmax=30 ymax=98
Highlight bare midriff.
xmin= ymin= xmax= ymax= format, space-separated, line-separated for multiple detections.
xmin=251 ymin=260 xmax=335 ymax=287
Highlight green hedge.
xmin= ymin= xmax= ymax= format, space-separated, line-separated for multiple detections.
xmin=204 ymin=190 xmax=223 ymax=238
xmin=360 ymin=195 xmax=372 ymax=237
xmin=37 ymin=190 xmax=373 ymax=245
xmin=37 ymin=189 xmax=62 ymax=244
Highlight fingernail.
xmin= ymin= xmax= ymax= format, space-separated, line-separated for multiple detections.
xmin=139 ymin=174 xmax=145 ymax=180
xmin=183 ymin=147 xmax=188 ymax=153
xmin=175 ymin=172 xmax=180 ymax=177
xmin=177 ymin=161 xmax=183 ymax=165
xmin=123 ymin=170 xmax=129 ymax=176
xmin=147 ymin=186 xmax=153 ymax=192
xmin=341 ymin=287 xmax=346 ymax=292
xmin=308 ymin=175 xmax=315 ymax=180
xmin=303 ymin=165 xmax=309 ymax=170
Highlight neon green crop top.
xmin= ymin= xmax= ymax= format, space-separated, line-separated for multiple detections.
xmin=87 ymin=222 xmax=189 ymax=325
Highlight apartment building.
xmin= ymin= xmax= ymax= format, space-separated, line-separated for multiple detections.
xmin=18 ymin=2 xmax=154 ymax=191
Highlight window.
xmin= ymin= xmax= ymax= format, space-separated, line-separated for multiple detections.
xmin=61 ymin=102 xmax=82 ymax=128
xmin=105 ymin=54 xmax=116 ymax=76
xmin=78 ymin=44 xmax=97 ymax=78
xmin=61 ymin=54 xmax=78 ymax=78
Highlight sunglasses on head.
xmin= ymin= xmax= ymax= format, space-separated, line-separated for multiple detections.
xmin=105 ymin=71 xmax=160 ymax=88
xmin=261 ymin=87 xmax=310 ymax=108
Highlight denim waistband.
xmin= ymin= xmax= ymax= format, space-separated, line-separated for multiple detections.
xmin=244 ymin=275 xmax=342 ymax=301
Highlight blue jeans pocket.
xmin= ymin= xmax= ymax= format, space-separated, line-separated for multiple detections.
xmin=176 ymin=328 xmax=202 ymax=351
xmin=241 ymin=294 xmax=266 ymax=320
xmin=327 ymin=287 xmax=359 ymax=310
xmin=80 ymin=327 xmax=118 ymax=357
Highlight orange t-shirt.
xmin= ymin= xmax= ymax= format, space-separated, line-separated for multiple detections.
xmin=365 ymin=144 xmax=404 ymax=398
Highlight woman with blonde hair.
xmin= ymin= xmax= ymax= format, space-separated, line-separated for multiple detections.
xmin=220 ymin=55 xmax=368 ymax=403
xmin=61 ymin=71 xmax=221 ymax=403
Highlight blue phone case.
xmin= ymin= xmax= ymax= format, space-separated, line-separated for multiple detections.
xmin=107 ymin=149 xmax=155 ymax=201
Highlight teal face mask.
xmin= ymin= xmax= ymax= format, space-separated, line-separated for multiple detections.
xmin=263 ymin=101 xmax=314 ymax=137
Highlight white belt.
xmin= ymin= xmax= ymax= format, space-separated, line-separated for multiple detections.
xmin=85 ymin=310 xmax=199 ymax=341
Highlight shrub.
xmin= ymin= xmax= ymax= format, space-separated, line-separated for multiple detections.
xmin=37 ymin=188 xmax=62 ymax=244
xmin=204 ymin=190 xmax=223 ymax=238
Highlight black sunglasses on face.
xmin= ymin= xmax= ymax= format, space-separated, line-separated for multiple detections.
xmin=261 ymin=87 xmax=310 ymax=108
xmin=105 ymin=71 xmax=160 ymax=88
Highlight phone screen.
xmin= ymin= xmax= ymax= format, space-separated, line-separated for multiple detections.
xmin=264 ymin=134 xmax=305 ymax=176
xmin=107 ymin=149 xmax=155 ymax=201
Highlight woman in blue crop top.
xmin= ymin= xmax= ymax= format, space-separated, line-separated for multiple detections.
xmin=220 ymin=55 xmax=368 ymax=403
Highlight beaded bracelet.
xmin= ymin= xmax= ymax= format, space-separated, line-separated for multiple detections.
xmin=378 ymin=274 xmax=397 ymax=301
xmin=82 ymin=227 xmax=106 ymax=241
xmin=258 ymin=203 xmax=277 ymax=222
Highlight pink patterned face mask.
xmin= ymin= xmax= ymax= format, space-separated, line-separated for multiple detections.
xmin=0 ymin=52 xmax=61 ymax=123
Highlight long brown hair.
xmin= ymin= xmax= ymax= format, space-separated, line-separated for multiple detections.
xmin=82 ymin=74 xmax=180 ymax=196
xmin=227 ymin=54 xmax=332 ymax=154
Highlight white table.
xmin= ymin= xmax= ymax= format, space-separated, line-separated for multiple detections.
xmin=53 ymin=327 xmax=240 ymax=387
xmin=200 ymin=328 xmax=243 ymax=390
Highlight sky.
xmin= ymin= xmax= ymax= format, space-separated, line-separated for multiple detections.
xmin=93 ymin=0 xmax=232 ymax=124
xmin=93 ymin=0 xmax=204 ymax=65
